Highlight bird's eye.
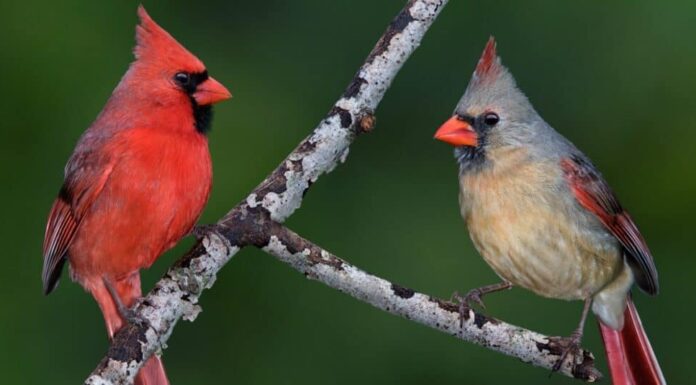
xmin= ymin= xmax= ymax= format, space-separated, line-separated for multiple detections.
xmin=483 ymin=112 xmax=500 ymax=126
xmin=174 ymin=72 xmax=191 ymax=86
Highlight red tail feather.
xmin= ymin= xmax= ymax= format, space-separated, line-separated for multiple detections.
xmin=135 ymin=356 xmax=170 ymax=385
xmin=598 ymin=297 xmax=665 ymax=385
xmin=91 ymin=275 xmax=170 ymax=385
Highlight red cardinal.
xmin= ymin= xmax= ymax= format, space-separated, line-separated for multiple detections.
xmin=42 ymin=6 xmax=230 ymax=385
xmin=434 ymin=37 xmax=664 ymax=384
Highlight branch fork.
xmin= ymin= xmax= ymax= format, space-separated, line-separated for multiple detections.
xmin=84 ymin=1 xmax=602 ymax=383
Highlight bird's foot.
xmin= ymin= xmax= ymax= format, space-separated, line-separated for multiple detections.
xmin=450 ymin=282 xmax=512 ymax=328
xmin=191 ymin=224 xmax=216 ymax=240
xmin=102 ymin=278 xmax=149 ymax=328
xmin=450 ymin=289 xmax=486 ymax=328
xmin=120 ymin=299 xmax=149 ymax=328
xmin=550 ymin=330 xmax=583 ymax=373
xmin=191 ymin=223 xmax=220 ymax=241
xmin=549 ymin=298 xmax=591 ymax=374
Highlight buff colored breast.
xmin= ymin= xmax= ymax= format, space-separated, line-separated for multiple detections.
xmin=459 ymin=148 xmax=622 ymax=300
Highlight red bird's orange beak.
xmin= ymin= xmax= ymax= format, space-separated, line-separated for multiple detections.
xmin=434 ymin=116 xmax=478 ymax=147
xmin=193 ymin=76 xmax=232 ymax=105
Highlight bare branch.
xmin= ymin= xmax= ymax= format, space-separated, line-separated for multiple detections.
xmin=261 ymin=225 xmax=602 ymax=382
xmin=85 ymin=0 xmax=604 ymax=383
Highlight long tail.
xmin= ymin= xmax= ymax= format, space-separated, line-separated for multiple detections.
xmin=89 ymin=274 xmax=170 ymax=385
xmin=598 ymin=297 xmax=665 ymax=385
xmin=136 ymin=355 xmax=170 ymax=385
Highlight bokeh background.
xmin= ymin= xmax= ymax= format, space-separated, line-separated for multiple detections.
xmin=1 ymin=1 xmax=694 ymax=384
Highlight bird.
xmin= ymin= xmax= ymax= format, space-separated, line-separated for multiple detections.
xmin=42 ymin=6 xmax=231 ymax=385
xmin=434 ymin=37 xmax=664 ymax=384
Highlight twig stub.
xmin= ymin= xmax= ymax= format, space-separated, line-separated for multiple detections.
xmin=358 ymin=113 xmax=376 ymax=133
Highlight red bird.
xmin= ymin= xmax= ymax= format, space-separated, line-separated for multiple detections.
xmin=434 ymin=37 xmax=664 ymax=384
xmin=42 ymin=6 xmax=230 ymax=385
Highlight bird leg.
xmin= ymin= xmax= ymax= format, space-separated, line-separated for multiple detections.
xmin=102 ymin=277 xmax=147 ymax=328
xmin=550 ymin=298 xmax=592 ymax=373
xmin=451 ymin=281 xmax=512 ymax=327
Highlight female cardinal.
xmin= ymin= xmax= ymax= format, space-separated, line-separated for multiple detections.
xmin=434 ymin=37 xmax=664 ymax=384
xmin=42 ymin=6 xmax=230 ymax=385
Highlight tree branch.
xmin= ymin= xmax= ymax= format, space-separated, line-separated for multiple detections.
xmin=261 ymin=224 xmax=602 ymax=382
xmin=84 ymin=0 xmax=602 ymax=383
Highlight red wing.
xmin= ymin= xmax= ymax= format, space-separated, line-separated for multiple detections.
xmin=42 ymin=149 xmax=115 ymax=294
xmin=42 ymin=194 xmax=77 ymax=294
xmin=561 ymin=155 xmax=658 ymax=295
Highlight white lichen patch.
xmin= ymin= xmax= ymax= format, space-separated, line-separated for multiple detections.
xmin=409 ymin=0 xmax=444 ymax=19
xmin=201 ymin=235 xmax=237 ymax=269
xmin=246 ymin=193 xmax=260 ymax=208
xmin=85 ymin=358 xmax=140 ymax=385
xmin=181 ymin=302 xmax=203 ymax=322
xmin=262 ymin=116 xmax=353 ymax=222
xmin=262 ymin=236 xmax=311 ymax=267
xmin=338 ymin=147 xmax=350 ymax=164
xmin=303 ymin=116 xmax=353 ymax=178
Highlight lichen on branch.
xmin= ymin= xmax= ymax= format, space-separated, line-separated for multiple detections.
xmin=85 ymin=1 xmax=601 ymax=383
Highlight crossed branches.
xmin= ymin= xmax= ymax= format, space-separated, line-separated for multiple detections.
xmin=84 ymin=1 xmax=602 ymax=383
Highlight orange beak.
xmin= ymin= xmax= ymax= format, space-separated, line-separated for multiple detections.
xmin=193 ymin=76 xmax=232 ymax=105
xmin=434 ymin=116 xmax=478 ymax=147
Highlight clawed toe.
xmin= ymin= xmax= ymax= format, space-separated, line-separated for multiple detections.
xmin=191 ymin=224 xmax=218 ymax=240
xmin=466 ymin=288 xmax=487 ymax=309
xmin=550 ymin=332 xmax=583 ymax=373
xmin=121 ymin=309 xmax=145 ymax=327
xmin=449 ymin=282 xmax=511 ymax=329
xmin=102 ymin=277 xmax=149 ymax=328
xmin=121 ymin=298 xmax=148 ymax=327
xmin=450 ymin=290 xmax=480 ymax=328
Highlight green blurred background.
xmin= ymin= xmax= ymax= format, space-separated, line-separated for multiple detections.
xmin=1 ymin=0 xmax=694 ymax=384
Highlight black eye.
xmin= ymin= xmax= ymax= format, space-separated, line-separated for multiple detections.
xmin=483 ymin=112 xmax=499 ymax=126
xmin=174 ymin=72 xmax=190 ymax=86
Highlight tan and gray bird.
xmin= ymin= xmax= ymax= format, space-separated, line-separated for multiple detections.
xmin=434 ymin=37 xmax=663 ymax=384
